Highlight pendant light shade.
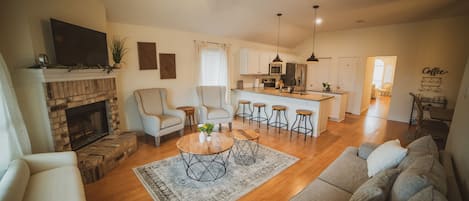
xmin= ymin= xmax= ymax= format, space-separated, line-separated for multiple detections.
xmin=272 ymin=13 xmax=283 ymax=63
xmin=307 ymin=5 xmax=320 ymax=62
xmin=273 ymin=54 xmax=282 ymax=63
xmin=307 ymin=53 xmax=319 ymax=62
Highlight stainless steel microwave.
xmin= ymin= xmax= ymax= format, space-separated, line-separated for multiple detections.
xmin=269 ymin=63 xmax=282 ymax=75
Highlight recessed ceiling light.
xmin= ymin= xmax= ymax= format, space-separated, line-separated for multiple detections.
xmin=316 ymin=18 xmax=323 ymax=25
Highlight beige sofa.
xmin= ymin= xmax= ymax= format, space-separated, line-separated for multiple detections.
xmin=0 ymin=152 xmax=86 ymax=201
xmin=291 ymin=136 xmax=462 ymax=201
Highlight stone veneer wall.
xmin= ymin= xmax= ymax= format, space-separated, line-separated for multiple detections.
xmin=45 ymin=78 xmax=120 ymax=151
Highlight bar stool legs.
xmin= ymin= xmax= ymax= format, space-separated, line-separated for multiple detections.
xmin=235 ymin=100 xmax=252 ymax=123
xmin=267 ymin=105 xmax=288 ymax=134
xmin=250 ymin=103 xmax=268 ymax=128
xmin=290 ymin=109 xmax=314 ymax=141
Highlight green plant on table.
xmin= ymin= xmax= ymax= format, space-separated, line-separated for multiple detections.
xmin=198 ymin=123 xmax=214 ymax=136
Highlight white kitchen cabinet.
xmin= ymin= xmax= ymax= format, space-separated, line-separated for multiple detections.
xmin=240 ymin=48 xmax=270 ymax=75
xmin=259 ymin=51 xmax=272 ymax=74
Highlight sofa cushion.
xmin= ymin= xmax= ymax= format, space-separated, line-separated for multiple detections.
xmin=350 ymin=168 xmax=400 ymax=201
xmin=0 ymin=160 xmax=30 ymax=201
xmin=391 ymin=155 xmax=447 ymax=201
xmin=23 ymin=166 xmax=86 ymax=201
xmin=290 ymin=179 xmax=352 ymax=201
xmin=398 ymin=136 xmax=439 ymax=170
xmin=207 ymin=108 xmax=230 ymax=119
xmin=159 ymin=115 xmax=182 ymax=129
xmin=439 ymin=151 xmax=463 ymax=201
xmin=358 ymin=143 xmax=379 ymax=160
xmin=408 ymin=186 xmax=447 ymax=201
xmin=367 ymin=139 xmax=407 ymax=177
xmin=318 ymin=147 xmax=369 ymax=193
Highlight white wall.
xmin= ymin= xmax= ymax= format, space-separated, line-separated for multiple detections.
xmin=0 ymin=0 xmax=107 ymax=153
xmin=295 ymin=16 xmax=469 ymax=122
xmin=107 ymin=22 xmax=294 ymax=131
xmin=446 ymin=57 xmax=469 ymax=200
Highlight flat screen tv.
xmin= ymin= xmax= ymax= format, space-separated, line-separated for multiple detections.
xmin=51 ymin=18 xmax=109 ymax=66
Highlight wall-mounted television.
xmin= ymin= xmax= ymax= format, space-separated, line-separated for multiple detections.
xmin=51 ymin=18 xmax=109 ymax=66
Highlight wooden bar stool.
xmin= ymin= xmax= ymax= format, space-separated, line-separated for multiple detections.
xmin=267 ymin=105 xmax=288 ymax=133
xmin=250 ymin=103 xmax=268 ymax=128
xmin=290 ymin=109 xmax=314 ymax=141
xmin=176 ymin=106 xmax=196 ymax=131
xmin=236 ymin=100 xmax=252 ymax=123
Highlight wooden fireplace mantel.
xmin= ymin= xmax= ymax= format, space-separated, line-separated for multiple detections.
xmin=20 ymin=68 xmax=119 ymax=83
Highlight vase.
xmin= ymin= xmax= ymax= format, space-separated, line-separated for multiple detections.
xmin=206 ymin=136 xmax=212 ymax=142
xmin=113 ymin=63 xmax=121 ymax=68
xmin=198 ymin=131 xmax=205 ymax=143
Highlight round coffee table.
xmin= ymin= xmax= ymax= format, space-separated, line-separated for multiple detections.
xmin=231 ymin=129 xmax=260 ymax=166
xmin=176 ymin=132 xmax=234 ymax=182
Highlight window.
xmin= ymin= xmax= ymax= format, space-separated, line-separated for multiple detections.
xmin=199 ymin=47 xmax=228 ymax=87
xmin=372 ymin=59 xmax=385 ymax=88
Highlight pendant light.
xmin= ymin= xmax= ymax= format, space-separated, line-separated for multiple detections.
xmin=307 ymin=5 xmax=320 ymax=62
xmin=272 ymin=13 xmax=283 ymax=63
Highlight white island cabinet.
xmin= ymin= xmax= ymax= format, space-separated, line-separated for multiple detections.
xmin=231 ymin=88 xmax=333 ymax=137
xmin=307 ymin=91 xmax=348 ymax=122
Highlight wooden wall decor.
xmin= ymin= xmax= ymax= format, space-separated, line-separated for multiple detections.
xmin=159 ymin=53 xmax=176 ymax=79
xmin=137 ymin=42 xmax=157 ymax=70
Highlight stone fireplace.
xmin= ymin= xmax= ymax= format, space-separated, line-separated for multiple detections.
xmin=17 ymin=69 xmax=137 ymax=183
xmin=45 ymin=78 xmax=119 ymax=152
xmin=65 ymin=100 xmax=109 ymax=150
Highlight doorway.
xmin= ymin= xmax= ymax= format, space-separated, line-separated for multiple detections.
xmin=365 ymin=56 xmax=397 ymax=119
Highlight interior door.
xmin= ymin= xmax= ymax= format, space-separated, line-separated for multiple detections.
xmin=338 ymin=57 xmax=359 ymax=113
xmin=307 ymin=58 xmax=332 ymax=90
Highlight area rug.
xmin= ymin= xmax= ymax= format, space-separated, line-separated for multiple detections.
xmin=133 ymin=144 xmax=298 ymax=201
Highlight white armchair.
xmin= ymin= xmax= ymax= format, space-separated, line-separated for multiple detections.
xmin=134 ymin=88 xmax=185 ymax=146
xmin=196 ymin=86 xmax=233 ymax=131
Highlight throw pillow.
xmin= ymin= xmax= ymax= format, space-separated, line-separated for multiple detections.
xmin=390 ymin=155 xmax=447 ymax=201
xmin=350 ymin=168 xmax=400 ymax=201
xmin=358 ymin=143 xmax=379 ymax=160
xmin=367 ymin=139 xmax=408 ymax=177
xmin=408 ymin=186 xmax=448 ymax=201
xmin=398 ymin=136 xmax=439 ymax=170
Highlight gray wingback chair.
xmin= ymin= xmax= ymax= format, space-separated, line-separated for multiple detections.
xmin=134 ymin=88 xmax=185 ymax=146
xmin=196 ymin=86 xmax=233 ymax=131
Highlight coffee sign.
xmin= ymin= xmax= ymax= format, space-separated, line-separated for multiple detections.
xmin=422 ymin=67 xmax=448 ymax=76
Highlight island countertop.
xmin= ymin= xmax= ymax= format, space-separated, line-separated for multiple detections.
xmin=232 ymin=88 xmax=334 ymax=102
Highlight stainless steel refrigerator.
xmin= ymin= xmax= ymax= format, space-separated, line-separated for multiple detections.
xmin=284 ymin=63 xmax=307 ymax=91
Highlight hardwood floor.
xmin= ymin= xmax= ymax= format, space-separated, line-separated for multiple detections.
xmin=366 ymin=96 xmax=391 ymax=119
xmin=85 ymin=113 xmax=414 ymax=201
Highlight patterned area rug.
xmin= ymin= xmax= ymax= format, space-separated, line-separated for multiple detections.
xmin=133 ymin=144 xmax=298 ymax=201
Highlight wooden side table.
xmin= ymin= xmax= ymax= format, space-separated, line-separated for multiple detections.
xmin=176 ymin=106 xmax=196 ymax=130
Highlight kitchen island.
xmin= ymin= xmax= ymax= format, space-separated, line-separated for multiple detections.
xmin=231 ymin=88 xmax=334 ymax=137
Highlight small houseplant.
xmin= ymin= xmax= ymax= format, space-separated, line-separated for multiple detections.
xmin=198 ymin=123 xmax=215 ymax=142
xmin=110 ymin=37 xmax=127 ymax=68
xmin=322 ymin=82 xmax=331 ymax=92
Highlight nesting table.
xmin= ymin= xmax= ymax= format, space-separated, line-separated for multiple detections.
xmin=231 ymin=129 xmax=260 ymax=166
xmin=176 ymin=132 xmax=233 ymax=182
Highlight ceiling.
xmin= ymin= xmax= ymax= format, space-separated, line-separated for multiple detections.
xmin=103 ymin=0 xmax=469 ymax=48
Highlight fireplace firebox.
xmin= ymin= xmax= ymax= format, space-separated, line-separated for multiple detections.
xmin=65 ymin=101 xmax=109 ymax=150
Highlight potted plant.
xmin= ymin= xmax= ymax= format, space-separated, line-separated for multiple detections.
xmin=110 ymin=37 xmax=127 ymax=68
xmin=198 ymin=123 xmax=215 ymax=142
xmin=322 ymin=82 xmax=331 ymax=92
